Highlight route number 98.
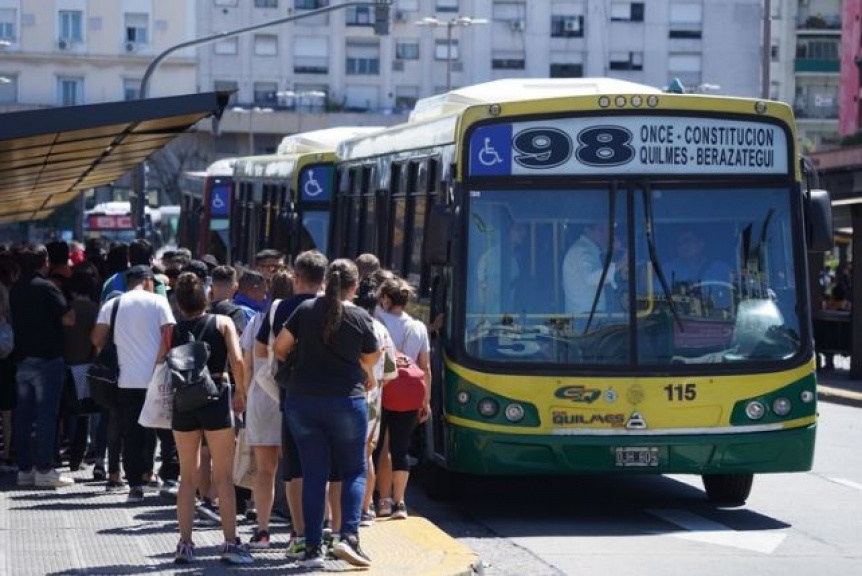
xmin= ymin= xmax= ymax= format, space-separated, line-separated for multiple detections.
xmin=512 ymin=126 xmax=635 ymax=169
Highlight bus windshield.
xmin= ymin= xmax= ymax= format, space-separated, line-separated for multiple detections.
xmin=464 ymin=184 xmax=801 ymax=367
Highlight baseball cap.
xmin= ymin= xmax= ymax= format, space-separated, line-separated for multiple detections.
xmin=201 ymin=254 xmax=219 ymax=271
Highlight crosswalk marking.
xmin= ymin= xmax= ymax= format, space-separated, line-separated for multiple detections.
xmin=647 ymin=509 xmax=786 ymax=554
xmin=824 ymin=476 xmax=862 ymax=491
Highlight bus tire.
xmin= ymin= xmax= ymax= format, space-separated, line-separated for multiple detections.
xmin=421 ymin=462 xmax=464 ymax=502
xmin=702 ymin=473 xmax=754 ymax=506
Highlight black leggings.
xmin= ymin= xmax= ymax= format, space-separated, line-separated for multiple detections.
xmin=373 ymin=408 xmax=418 ymax=472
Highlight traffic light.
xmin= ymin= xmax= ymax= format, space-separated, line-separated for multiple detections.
xmin=374 ymin=3 xmax=390 ymax=36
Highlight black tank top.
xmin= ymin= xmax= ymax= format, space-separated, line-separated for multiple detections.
xmin=173 ymin=314 xmax=228 ymax=376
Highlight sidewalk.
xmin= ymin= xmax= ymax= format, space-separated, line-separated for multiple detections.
xmin=817 ymin=354 xmax=862 ymax=407
xmin=0 ymin=470 xmax=478 ymax=576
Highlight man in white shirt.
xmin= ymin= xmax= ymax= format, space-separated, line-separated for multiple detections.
xmin=92 ymin=265 xmax=175 ymax=502
xmin=562 ymin=221 xmax=627 ymax=315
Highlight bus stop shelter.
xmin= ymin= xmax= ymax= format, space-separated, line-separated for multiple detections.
xmin=0 ymin=91 xmax=229 ymax=224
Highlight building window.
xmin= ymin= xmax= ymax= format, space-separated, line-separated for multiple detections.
xmin=396 ymin=40 xmax=419 ymax=60
xmin=550 ymin=63 xmax=583 ymax=77
xmin=57 ymin=76 xmax=84 ymax=106
xmin=255 ymin=0 xmax=278 ymax=7
xmin=295 ymin=0 xmax=328 ymax=8
xmin=346 ymin=6 xmax=373 ymax=25
xmin=492 ymin=51 xmax=525 ymax=70
xmin=346 ymin=40 xmax=380 ymax=75
xmin=551 ymin=15 xmax=583 ymax=38
xmin=294 ymin=36 xmax=328 ymax=73
xmin=669 ymin=2 xmax=702 ymax=39
xmin=59 ymin=10 xmax=83 ymax=42
xmin=610 ymin=2 xmax=644 ymax=22
xmin=436 ymin=0 xmax=458 ymax=12
xmin=254 ymin=34 xmax=278 ymax=56
xmin=394 ymin=85 xmax=418 ymax=111
xmin=0 ymin=74 xmax=17 ymax=103
xmin=123 ymin=79 xmax=141 ymax=100
xmin=609 ymin=50 xmax=643 ymax=71
xmin=0 ymin=9 xmax=17 ymax=41
xmin=125 ymin=13 xmax=149 ymax=44
xmin=214 ymin=80 xmax=239 ymax=105
xmin=254 ymin=82 xmax=278 ymax=105
xmin=668 ymin=53 xmax=701 ymax=88
xmin=214 ymin=38 xmax=238 ymax=55
xmin=435 ymin=39 xmax=459 ymax=60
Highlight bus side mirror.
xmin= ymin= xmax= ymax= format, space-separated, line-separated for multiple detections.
xmin=806 ymin=189 xmax=833 ymax=252
xmin=424 ymin=204 xmax=455 ymax=266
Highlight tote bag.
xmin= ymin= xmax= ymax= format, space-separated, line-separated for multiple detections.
xmin=138 ymin=363 xmax=173 ymax=429
xmin=253 ymin=299 xmax=281 ymax=403
xmin=233 ymin=426 xmax=257 ymax=490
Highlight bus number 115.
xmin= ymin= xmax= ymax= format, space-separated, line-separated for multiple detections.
xmin=664 ymin=383 xmax=697 ymax=402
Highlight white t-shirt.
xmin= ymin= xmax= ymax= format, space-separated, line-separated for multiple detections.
xmin=375 ymin=308 xmax=429 ymax=362
xmin=97 ymin=290 xmax=175 ymax=389
xmin=241 ymin=312 xmax=264 ymax=353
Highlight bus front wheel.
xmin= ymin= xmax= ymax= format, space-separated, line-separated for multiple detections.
xmin=702 ymin=473 xmax=754 ymax=506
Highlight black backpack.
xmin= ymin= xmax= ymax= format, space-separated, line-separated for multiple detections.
xmin=167 ymin=315 xmax=222 ymax=413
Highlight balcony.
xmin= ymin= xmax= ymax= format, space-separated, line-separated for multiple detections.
xmin=795 ymin=58 xmax=839 ymax=73
xmin=796 ymin=14 xmax=841 ymax=32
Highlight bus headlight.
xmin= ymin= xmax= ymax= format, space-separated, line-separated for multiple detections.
xmin=456 ymin=390 xmax=471 ymax=405
xmin=772 ymin=397 xmax=792 ymax=417
xmin=504 ymin=403 xmax=525 ymax=422
xmin=477 ymin=398 xmax=499 ymax=418
xmin=800 ymin=390 xmax=814 ymax=403
xmin=745 ymin=400 xmax=766 ymax=420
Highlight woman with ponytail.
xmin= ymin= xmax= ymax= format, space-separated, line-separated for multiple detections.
xmin=273 ymin=259 xmax=380 ymax=568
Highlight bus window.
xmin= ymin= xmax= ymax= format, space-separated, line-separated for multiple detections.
xmin=303 ymin=211 xmax=330 ymax=254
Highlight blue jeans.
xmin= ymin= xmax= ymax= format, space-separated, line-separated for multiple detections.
xmin=14 ymin=357 xmax=64 ymax=472
xmin=285 ymin=395 xmax=368 ymax=547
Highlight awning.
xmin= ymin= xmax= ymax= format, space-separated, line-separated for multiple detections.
xmin=0 ymin=91 xmax=231 ymax=224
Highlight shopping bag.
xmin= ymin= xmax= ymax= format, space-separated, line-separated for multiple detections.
xmin=232 ymin=427 xmax=257 ymax=490
xmin=138 ymin=363 xmax=173 ymax=430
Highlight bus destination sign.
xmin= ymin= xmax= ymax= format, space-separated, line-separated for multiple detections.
xmin=468 ymin=117 xmax=789 ymax=177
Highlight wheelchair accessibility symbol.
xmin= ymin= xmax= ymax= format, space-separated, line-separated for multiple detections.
xmin=212 ymin=194 xmax=225 ymax=209
xmin=478 ymin=137 xmax=504 ymax=167
xmin=469 ymin=124 xmax=512 ymax=176
xmin=303 ymin=170 xmax=323 ymax=197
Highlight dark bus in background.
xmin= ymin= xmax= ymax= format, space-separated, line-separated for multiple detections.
xmin=177 ymin=157 xmax=236 ymax=262
xmin=83 ymin=201 xmax=157 ymax=246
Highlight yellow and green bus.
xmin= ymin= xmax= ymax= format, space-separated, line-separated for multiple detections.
xmin=231 ymin=126 xmax=381 ymax=264
xmin=334 ymin=78 xmax=833 ymax=505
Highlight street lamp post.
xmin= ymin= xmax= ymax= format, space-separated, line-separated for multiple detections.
xmin=416 ymin=16 xmax=487 ymax=92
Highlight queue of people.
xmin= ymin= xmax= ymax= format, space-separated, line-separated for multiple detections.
xmin=0 ymin=239 xmax=429 ymax=569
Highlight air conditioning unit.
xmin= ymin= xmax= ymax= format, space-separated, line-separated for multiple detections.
xmin=57 ymin=39 xmax=71 ymax=50
xmin=564 ymin=17 xmax=580 ymax=33
xmin=124 ymin=41 xmax=137 ymax=53
xmin=510 ymin=19 xmax=525 ymax=32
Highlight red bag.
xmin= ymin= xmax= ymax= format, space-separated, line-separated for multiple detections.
xmin=381 ymin=352 xmax=426 ymax=412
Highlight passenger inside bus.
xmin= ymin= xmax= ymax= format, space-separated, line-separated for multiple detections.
xmin=562 ymin=220 xmax=628 ymax=316
xmin=665 ymin=227 xmax=733 ymax=310
xmin=476 ymin=219 xmax=527 ymax=315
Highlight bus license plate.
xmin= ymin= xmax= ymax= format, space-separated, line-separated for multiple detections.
xmin=615 ymin=447 xmax=659 ymax=467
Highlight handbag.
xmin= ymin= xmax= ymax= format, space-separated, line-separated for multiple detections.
xmin=381 ymin=324 xmax=427 ymax=412
xmin=138 ymin=363 xmax=173 ymax=429
xmin=69 ymin=363 xmax=100 ymax=415
xmin=87 ymin=299 xmax=120 ymax=410
xmin=168 ymin=315 xmax=222 ymax=413
xmin=232 ymin=423 xmax=257 ymax=490
xmin=253 ymin=299 xmax=281 ymax=403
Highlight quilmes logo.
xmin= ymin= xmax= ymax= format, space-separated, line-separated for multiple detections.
xmin=554 ymin=385 xmax=601 ymax=404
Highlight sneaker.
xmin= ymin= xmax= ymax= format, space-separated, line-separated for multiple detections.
xmin=322 ymin=518 xmax=333 ymax=538
xmin=106 ymin=479 xmax=127 ymax=493
xmin=174 ymin=540 xmax=195 ymax=564
xmin=300 ymin=545 xmax=325 ymax=568
xmin=127 ymin=487 xmax=145 ymax=503
xmin=376 ymin=497 xmax=393 ymax=517
xmin=143 ymin=475 xmax=163 ymax=494
xmin=359 ymin=510 xmax=375 ymax=527
xmin=16 ymin=469 xmax=35 ymax=487
xmin=92 ymin=465 xmax=106 ymax=481
xmin=249 ymin=528 xmax=270 ymax=550
xmin=34 ymin=469 xmax=74 ymax=488
xmin=285 ymin=535 xmax=306 ymax=559
xmin=196 ymin=499 xmax=221 ymax=524
xmin=219 ymin=538 xmax=254 ymax=565
xmin=325 ymin=535 xmax=340 ymax=559
xmin=160 ymin=480 xmax=179 ymax=499
xmin=391 ymin=501 xmax=408 ymax=520
xmin=333 ymin=534 xmax=371 ymax=567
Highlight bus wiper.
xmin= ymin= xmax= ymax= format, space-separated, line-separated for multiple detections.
xmin=584 ymin=181 xmax=618 ymax=334
xmin=640 ymin=183 xmax=684 ymax=331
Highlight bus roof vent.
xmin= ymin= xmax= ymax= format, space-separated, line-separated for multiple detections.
xmin=276 ymin=126 xmax=384 ymax=154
